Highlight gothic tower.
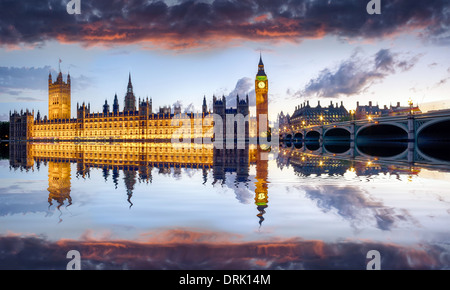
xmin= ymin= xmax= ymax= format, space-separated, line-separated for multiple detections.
xmin=124 ymin=73 xmax=136 ymax=112
xmin=103 ymin=100 xmax=110 ymax=115
xmin=255 ymin=54 xmax=269 ymax=139
xmin=48 ymin=71 xmax=71 ymax=120
xmin=47 ymin=161 xmax=72 ymax=209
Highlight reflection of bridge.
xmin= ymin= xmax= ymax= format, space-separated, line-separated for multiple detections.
xmin=280 ymin=110 xmax=450 ymax=163
xmin=277 ymin=146 xmax=425 ymax=178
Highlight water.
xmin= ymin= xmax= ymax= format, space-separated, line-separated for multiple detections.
xmin=0 ymin=141 xmax=449 ymax=270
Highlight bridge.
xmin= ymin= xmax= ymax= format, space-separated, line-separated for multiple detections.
xmin=279 ymin=109 xmax=450 ymax=164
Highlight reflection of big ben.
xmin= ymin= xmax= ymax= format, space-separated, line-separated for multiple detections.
xmin=255 ymin=54 xmax=269 ymax=139
xmin=251 ymin=147 xmax=269 ymax=227
xmin=47 ymin=162 xmax=72 ymax=208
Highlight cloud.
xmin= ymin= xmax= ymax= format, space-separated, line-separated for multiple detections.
xmin=225 ymin=77 xmax=255 ymax=107
xmin=0 ymin=66 xmax=51 ymax=93
xmin=0 ymin=229 xmax=448 ymax=270
xmin=374 ymin=49 xmax=395 ymax=72
xmin=0 ymin=113 xmax=9 ymax=121
xmin=298 ymin=49 xmax=422 ymax=99
xmin=302 ymin=184 xmax=405 ymax=231
xmin=433 ymin=77 xmax=450 ymax=88
xmin=0 ymin=0 xmax=449 ymax=50
xmin=170 ymin=100 xmax=196 ymax=113
xmin=0 ymin=66 xmax=91 ymax=104
xmin=16 ymin=97 xmax=43 ymax=102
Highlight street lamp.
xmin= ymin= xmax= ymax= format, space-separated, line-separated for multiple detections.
xmin=408 ymin=98 xmax=413 ymax=115
xmin=349 ymin=110 xmax=355 ymax=121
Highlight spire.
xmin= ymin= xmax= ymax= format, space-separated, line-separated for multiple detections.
xmin=257 ymin=53 xmax=266 ymax=77
xmin=124 ymin=73 xmax=136 ymax=112
xmin=113 ymin=93 xmax=119 ymax=113
xmin=127 ymin=73 xmax=133 ymax=92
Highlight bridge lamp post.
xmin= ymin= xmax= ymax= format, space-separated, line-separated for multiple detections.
xmin=349 ymin=110 xmax=355 ymax=121
xmin=408 ymin=98 xmax=414 ymax=116
xmin=319 ymin=115 xmax=324 ymax=145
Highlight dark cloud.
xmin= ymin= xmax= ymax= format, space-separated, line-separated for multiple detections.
xmin=374 ymin=49 xmax=395 ymax=72
xmin=298 ymin=49 xmax=422 ymax=99
xmin=0 ymin=229 xmax=449 ymax=270
xmin=0 ymin=0 xmax=449 ymax=50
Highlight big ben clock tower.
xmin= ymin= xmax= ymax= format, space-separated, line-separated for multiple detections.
xmin=255 ymin=54 xmax=269 ymax=140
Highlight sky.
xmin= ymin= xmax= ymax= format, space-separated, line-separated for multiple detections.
xmin=0 ymin=0 xmax=450 ymax=122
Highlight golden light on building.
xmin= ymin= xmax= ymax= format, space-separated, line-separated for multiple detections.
xmin=10 ymin=73 xmax=215 ymax=142
xmin=251 ymin=146 xmax=269 ymax=227
xmin=47 ymin=161 xmax=72 ymax=209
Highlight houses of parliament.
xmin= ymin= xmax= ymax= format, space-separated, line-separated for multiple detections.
xmin=9 ymin=71 xmax=218 ymax=142
xmin=8 ymin=56 xmax=271 ymax=226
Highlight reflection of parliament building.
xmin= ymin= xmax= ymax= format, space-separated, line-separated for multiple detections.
xmin=9 ymin=142 xmax=269 ymax=225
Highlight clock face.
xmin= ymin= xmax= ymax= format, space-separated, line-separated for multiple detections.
xmin=258 ymin=81 xmax=266 ymax=89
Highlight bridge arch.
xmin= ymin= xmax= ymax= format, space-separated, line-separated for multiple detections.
xmin=355 ymin=122 xmax=408 ymax=138
xmin=293 ymin=132 xmax=303 ymax=142
xmin=323 ymin=128 xmax=351 ymax=154
xmin=305 ymin=130 xmax=320 ymax=141
xmin=356 ymin=124 xmax=408 ymax=158
xmin=416 ymin=118 xmax=450 ymax=162
xmin=416 ymin=117 xmax=450 ymax=136
xmin=324 ymin=128 xmax=351 ymax=141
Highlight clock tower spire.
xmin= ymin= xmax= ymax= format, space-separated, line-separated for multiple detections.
xmin=255 ymin=54 xmax=269 ymax=141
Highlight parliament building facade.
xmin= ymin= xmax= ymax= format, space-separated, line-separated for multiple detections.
xmin=9 ymin=72 xmax=220 ymax=142
xmin=10 ymin=59 xmax=263 ymax=144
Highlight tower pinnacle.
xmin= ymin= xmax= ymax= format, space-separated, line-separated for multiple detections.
xmin=124 ymin=73 xmax=136 ymax=112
